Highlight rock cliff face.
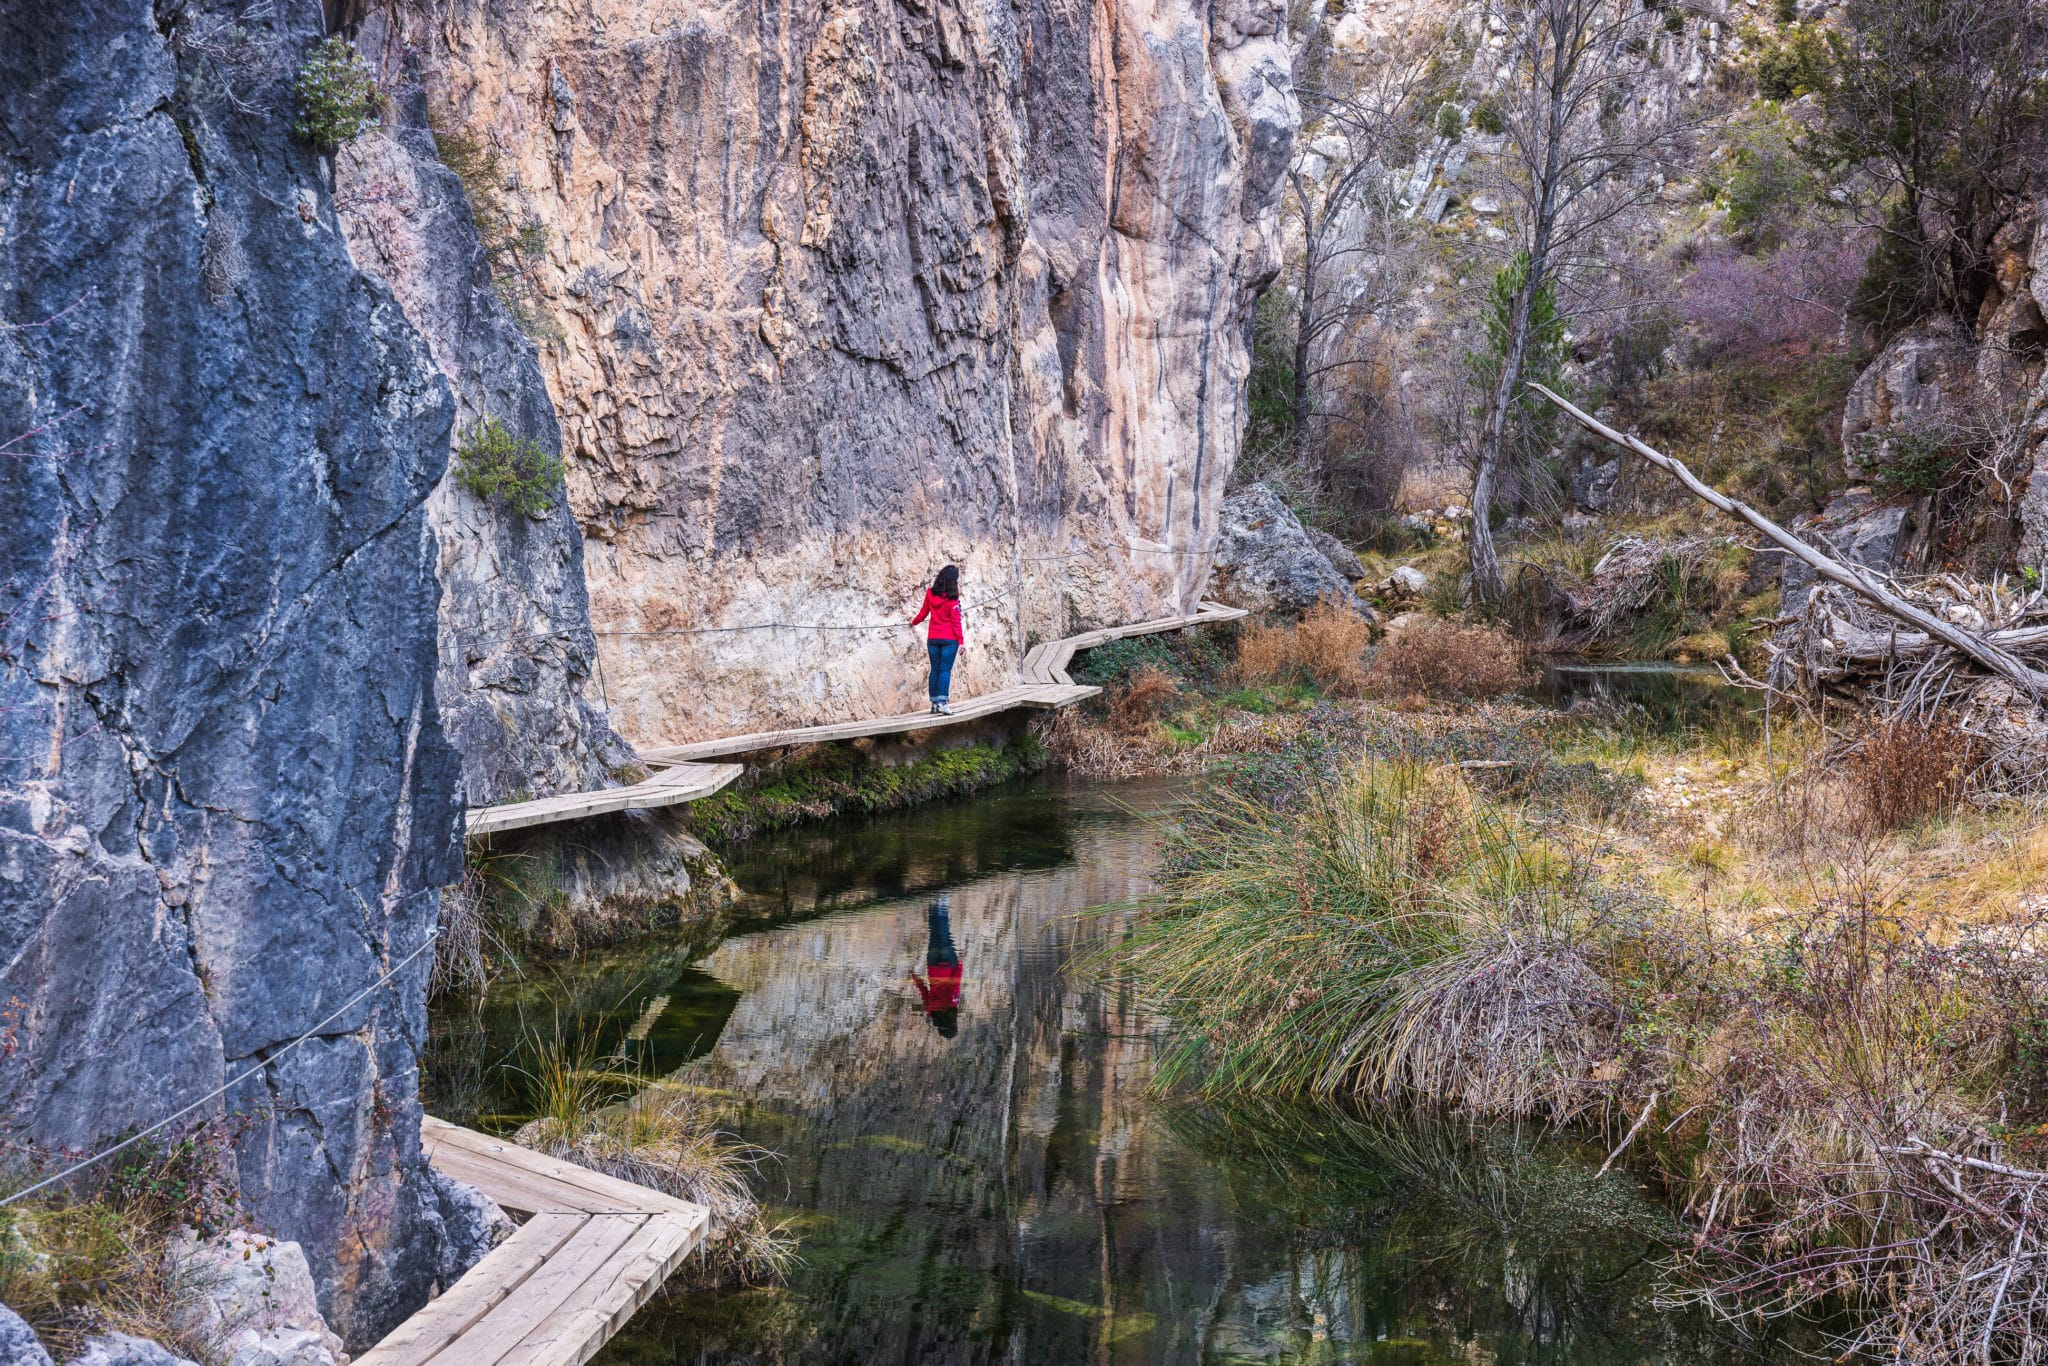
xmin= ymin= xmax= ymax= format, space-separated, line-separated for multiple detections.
xmin=333 ymin=81 xmax=634 ymax=807
xmin=360 ymin=0 xmax=1296 ymax=744
xmin=1 ymin=0 xmax=459 ymax=1344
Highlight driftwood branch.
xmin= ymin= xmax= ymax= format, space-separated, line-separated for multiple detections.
xmin=1528 ymin=382 xmax=2048 ymax=698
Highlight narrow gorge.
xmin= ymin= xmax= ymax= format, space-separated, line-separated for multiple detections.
xmin=2 ymin=0 xmax=1293 ymax=1353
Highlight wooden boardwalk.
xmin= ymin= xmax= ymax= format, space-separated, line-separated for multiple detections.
xmin=356 ymin=1118 xmax=709 ymax=1366
xmin=468 ymin=601 xmax=1247 ymax=835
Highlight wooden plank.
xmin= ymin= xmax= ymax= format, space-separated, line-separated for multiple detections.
xmin=424 ymin=1119 xmax=712 ymax=1226
xmin=423 ymin=1213 xmax=650 ymax=1366
xmin=353 ymin=1213 xmax=590 ymax=1366
xmin=641 ymin=685 xmax=1051 ymax=764
xmin=424 ymin=1144 xmax=624 ymax=1218
xmin=466 ymin=763 xmax=742 ymax=837
xmin=494 ymin=1214 xmax=699 ymax=1366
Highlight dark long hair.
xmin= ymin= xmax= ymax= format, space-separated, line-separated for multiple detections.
xmin=932 ymin=564 xmax=960 ymax=600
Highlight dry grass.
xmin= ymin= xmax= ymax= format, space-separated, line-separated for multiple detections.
xmin=1108 ymin=665 xmax=1180 ymax=734
xmin=511 ymin=1028 xmax=795 ymax=1288
xmin=1367 ymin=618 xmax=1531 ymax=700
xmin=0 ymin=1131 xmax=237 ymax=1359
xmin=1130 ymin=726 xmax=2048 ymax=1355
xmin=1234 ymin=600 xmax=1373 ymax=695
xmin=1849 ymin=715 xmax=1985 ymax=830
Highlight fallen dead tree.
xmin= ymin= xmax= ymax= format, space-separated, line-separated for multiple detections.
xmin=1529 ymin=383 xmax=2048 ymax=791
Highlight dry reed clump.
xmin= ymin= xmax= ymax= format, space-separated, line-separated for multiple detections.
xmin=1668 ymin=902 xmax=2048 ymax=1361
xmin=1127 ymin=759 xmax=1621 ymax=1100
xmin=1847 ymin=714 xmax=1985 ymax=830
xmin=511 ymin=1026 xmax=796 ymax=1288
xmin=1234 ymin=600 xmax=1374 ymax=695
xmin=1371 ymin=895 xmax=1624 ymax=1123
xmin=1108 ymin=664 xmax=1180 ymax=734
xmin=516 ymin=1083 xmax=796 ymax=1289
xmin=1367 ymin=618 xmax=1531 ymax=700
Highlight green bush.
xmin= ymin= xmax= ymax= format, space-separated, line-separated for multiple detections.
xmin=454 ymin=417 xmax=565 ymax=517
xmin=1752 ymin=24 xmax=1832 ymax=101
xmin=1435 ymin=102 xmax=1466 ymax=141
xmin=293 ymin=35 xmax=380 ymax=149
xmin=1471 ymin=95 xmax=1507 ymax=136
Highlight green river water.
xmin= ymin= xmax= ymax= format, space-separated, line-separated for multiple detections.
xmin=429 ymin=694 xmax=1809 ymax=1364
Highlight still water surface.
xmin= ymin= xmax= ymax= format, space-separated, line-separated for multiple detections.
xmin=437 ymin=774 xmax=1794 ymax=1365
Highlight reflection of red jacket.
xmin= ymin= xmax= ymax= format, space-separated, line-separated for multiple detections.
xmin=913 ymin=964 xmax=962 ymax=1012
xmin=912 ymin=591 xmax=963 ymax=643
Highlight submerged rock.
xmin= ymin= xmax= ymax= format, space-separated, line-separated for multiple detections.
xmin=1212 ymin=485 xmax=1377 ymax=619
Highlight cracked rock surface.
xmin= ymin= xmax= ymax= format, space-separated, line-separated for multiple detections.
xmin=1 ymin=0 xmax=460 ymax=1346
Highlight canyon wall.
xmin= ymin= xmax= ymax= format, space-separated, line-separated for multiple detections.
xmin=1 ymin=1 xmax=461 ymax=1344
xmin=362 ymin=0 xmax=1296 ymax=745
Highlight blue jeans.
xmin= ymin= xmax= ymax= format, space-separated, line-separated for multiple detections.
xmin=927 ymin=639 xmax=958 ymax=703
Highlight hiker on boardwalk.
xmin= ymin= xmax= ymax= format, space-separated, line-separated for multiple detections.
xmin=911 ymin=564 xmax=963 ymax=715
xmin=908 ymin=894 xmax=962 ymax=1038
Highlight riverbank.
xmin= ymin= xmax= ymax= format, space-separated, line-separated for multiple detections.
xmin=1121 ymin=684 xmax=2048 ymax=1358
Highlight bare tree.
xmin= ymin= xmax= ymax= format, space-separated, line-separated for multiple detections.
xmin=1261 ymin=39 xmax=1436 ymax=516
xmin=1466 ymin=0 xmax=1686 ymax=605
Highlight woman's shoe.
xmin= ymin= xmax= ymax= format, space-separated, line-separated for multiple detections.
xmin=936 ymin=701 xmax=953 ymax=716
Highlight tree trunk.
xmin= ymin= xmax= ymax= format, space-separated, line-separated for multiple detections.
xmin=1292 ymin=238 xmax=1317 ymax=468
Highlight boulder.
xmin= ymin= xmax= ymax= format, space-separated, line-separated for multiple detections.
xmin=1387 ymin=566 xmax=1429 ymax=597
xmin=1573 ymin=455 xmax=1622 ymax=513
xmin=427 ymin=1165 xmax=517 ymax=1289
xmin=1841 ymin=316 xmax=1978 ymax=481
xmin=68 ymin=1334 xmax=196 ymax=1366
xmin=1212 ymin=484 xmax=1377 ymax=619
xmin=0 ymin=1304 xmax=52 ymax=1366
xmin=1304 ymin=526 xmax=1366 ymax=581
xmin=1781 ymin=489 xmax=1925 ymax=615
xmin=165 ymin=1231 xmax=343 ymax=1366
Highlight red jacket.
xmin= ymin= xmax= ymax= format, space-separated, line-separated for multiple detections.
xmin=913 ymin=964 xmax=963 ymax=1013
xmin=912 ymin=590 xmax=963 ymax=643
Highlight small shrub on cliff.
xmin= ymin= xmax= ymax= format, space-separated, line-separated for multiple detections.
xmin=0 ymin=1129 xmax=238 ymax=1357
xmin=293 ymin=36 xmax=380 ymax=149
xmin=454 ymin=417 xmax=565 ymax=517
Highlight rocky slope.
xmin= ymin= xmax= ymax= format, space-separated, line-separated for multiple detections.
xmin=1 ymin=0 xmax=461 ymax=1344
xmin=355 ymin=0 xmax=1297 ymax=745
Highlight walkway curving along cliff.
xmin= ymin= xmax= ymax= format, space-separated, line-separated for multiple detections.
xmin=466 ymin=602 xmax=1247 ymax=838
xmin=357 ymin=1119 xmax=709 ymax=1366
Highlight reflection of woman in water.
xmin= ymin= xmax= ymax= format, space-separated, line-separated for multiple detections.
xmin=908 ymin=895 xmax=962 ymax=1038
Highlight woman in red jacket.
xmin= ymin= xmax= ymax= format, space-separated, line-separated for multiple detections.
xmin=910 ymin=564 xmax=963 ymax=715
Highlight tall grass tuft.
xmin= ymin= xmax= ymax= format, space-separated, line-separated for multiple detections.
xmin=510 ymin=1024 xmax=796 ymax=1288
xmin=1128 ymin=760 xmax=1620 ymax=1108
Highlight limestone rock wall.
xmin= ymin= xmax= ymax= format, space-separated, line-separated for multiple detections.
xmin=363 ymin=0 xmax=1296 ymax=744
xmin=0 ymin=1 xmax=460 ymax=1345
xmin=334 ymin=71 xmax=635 ymax=807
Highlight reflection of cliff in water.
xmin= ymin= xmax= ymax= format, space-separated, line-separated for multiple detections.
xmin=595 ymin=777 xmax=1777 ymax=1365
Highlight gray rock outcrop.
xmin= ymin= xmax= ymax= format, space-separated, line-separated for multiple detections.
xmin=166 ymin=1230 xmax=345 ymax=1366
xmin=1840 ymin=315 xmax=1979 ymax=482
xmin=425 ymin=1165 xmax=517 ymax=1289
xmin=1212 ymin=485 xmax=1377 ymax=618
xmin=335 ymin=84 xmax=635 ymax=809
xmin=2 ymin=0 xmax=459 ymax=1346
xmin=68 ymin=1335 xmax=196 ymax=1366
xmin=1304 ymin=527 xmax=1366 ymax=582
xmin=1781 ymin=490 xmax=1925 ymax=615
xmin=0 ymin=1305 xmax=52 ymax=1366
